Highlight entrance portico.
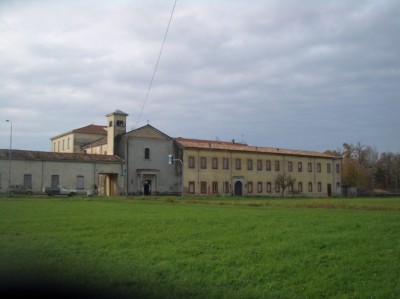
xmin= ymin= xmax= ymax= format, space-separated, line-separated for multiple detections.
xmin=137 ymin=169 xmax=159 ymax=195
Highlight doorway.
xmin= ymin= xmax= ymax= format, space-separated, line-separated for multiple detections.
xmin=327 ymin=184 xmax=332 ymax=197
xmin=98 ymin=173 xmax=119 ymax=196
xmin=143 ymin=180 xmax=152 ymax=195
xmin=234 ymin=181 xmax=243 ymax=196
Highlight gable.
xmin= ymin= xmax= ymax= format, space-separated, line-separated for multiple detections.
xmin=127 ymin=125 xmax=171 ymax=141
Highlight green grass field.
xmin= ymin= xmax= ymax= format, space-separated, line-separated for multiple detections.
xmin=0 ymin=196 xmax=399 ymax=299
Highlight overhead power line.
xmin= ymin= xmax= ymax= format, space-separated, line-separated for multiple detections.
xmin=134 ymin=0 xmax=178 ymax=128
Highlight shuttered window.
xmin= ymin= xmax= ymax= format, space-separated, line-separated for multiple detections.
xmin=51 ymin=175 xmax=59 ymax=188
xmin=24 ymin=174 xmax=32 ymax=188
xmin=76 ymin=176 xmax=85 ymax=189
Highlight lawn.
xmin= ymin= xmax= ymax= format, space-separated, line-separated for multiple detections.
xmin=0 ymin=196 xmax=399 ymax=299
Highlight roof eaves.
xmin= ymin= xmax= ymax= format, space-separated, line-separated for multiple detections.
xmin=174 ymin=138 xmax=339 ymax=159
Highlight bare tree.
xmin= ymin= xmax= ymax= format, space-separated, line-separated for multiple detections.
xmin=275 ymin=174 xmax=296 ymax=197
xmin=329 ymin=142 xmax=399 ymax=194
xmin=376 ymin=152 xmax=400 ymax=192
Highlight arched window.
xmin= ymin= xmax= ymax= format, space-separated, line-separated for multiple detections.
xmin=144 ymin=147 xmax=150 ymax=160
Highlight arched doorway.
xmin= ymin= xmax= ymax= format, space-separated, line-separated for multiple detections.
xmin=234 ymin=181 xmax=243 ymax=196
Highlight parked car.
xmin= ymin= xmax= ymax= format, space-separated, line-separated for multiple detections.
xmin=43 ymin=185 xmax=77 ymax=196
xmin=8 ymin=184 xmax=33 ymax=195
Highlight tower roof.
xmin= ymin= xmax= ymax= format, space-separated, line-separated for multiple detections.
xmin=106 ymin=109 xmax=128 ymax=117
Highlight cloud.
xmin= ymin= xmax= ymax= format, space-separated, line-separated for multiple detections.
xmin=0 ymin=0 xmax=399 ymax=153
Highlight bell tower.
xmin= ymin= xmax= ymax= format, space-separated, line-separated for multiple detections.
xmin=106 ymin=109 xmax=128 ymax=155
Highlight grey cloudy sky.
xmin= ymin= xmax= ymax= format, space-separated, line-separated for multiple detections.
xmin=1 ymin=0 xmax=399 ymax=153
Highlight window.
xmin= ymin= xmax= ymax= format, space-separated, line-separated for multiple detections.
xmin=298 ymin=182 xmax=303 ymax=192
xmin=224 ymin=181 xmax=230 ymax=194
xmin=188 ymin=156 xmax=195 ymax=168
xmin=298 ymin=162 xmax=303 ymax=172
xmin=318 ymin=182 xmax=322 ymax=192
xmin=288 ymin=184 xmax=293 ymax=192
xmin=53 ymin=142 xmax=56 ymax=151
xmin=235 ymin=158 xmax=241 ymax=170
xmin=223 ymin=158 xmax=229 ymax=170
xmin=275 ymin=161 xmax=280 ymax=171
xmin=212 ymin=158 xmax=218 ymax=169
xmin=257 ymin=160 xmax=262 ymax=171
xmin=68 ymin=138 xmax=70 ymax=149
xmin=248 ymin=181 xmax=253 ymax=193
xmin=336 ymin=164 xmax=340 ymax=173
xmin=116 ymin=120 xmax=125 ymax=127
xmin=200 ymin=157 xmax=207 ymax=169
xmin=62 ymin=140 xmax=65 ymax=151
xmin=51 ymin=175 xmax=59 ymax=189
xmin=308 ymin=182 xmax=313 ymax=192
xmin=201 ymin=181 xmax=207 ymax=194
xmin=109 ymin=121 xmax=113 ymax=127
xmin=247 ymin=159 xmax=253 ymax=170
xmin=189 ymin=181 xmax=195 ymax=194
xmin=266 ymin=182 xmax=272 ymax=193
xmin=266 ymin=160 xmax=271 ymax=171
xmin=257 ymin=182 xmax=263 ymax=193
xmin=275 ymin=183 xmax=280 ymax=193
xmin=317 ymin=163 xmax=321 ymax=173
xmin=288 ymin=161 xmax=293 ymax=172
xmin=23 ymin=174 xmax=32 ymax=188
xmin=308 ymin=162 xmax=312 ymax=172
xmin=76 ymin=176 xmax=85 ymax=189
xmin=58 ymin=141 xmax=60 ymax=152
xmin=212 ymin=181 xmax=218 ymax=193
xmin=327 ymin=163 xmax=331 ymax=173
xmin=144 ymin=148 xmax=150 ymax=160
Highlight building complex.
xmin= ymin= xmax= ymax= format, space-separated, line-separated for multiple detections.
xmin=0 ymin=110 xmax=341 ymax=197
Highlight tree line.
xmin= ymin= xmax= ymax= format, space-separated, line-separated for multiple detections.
xmin=325 ymin=142 xmax=400 ymax=194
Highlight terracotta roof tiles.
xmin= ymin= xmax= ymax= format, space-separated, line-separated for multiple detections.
xmin=81 ymin=136 xmax=108 ymax=149
xmin=175 ymin=137 xmax=339 ymax=159
xmin=73 ymin=124 xmax=107 ymax=135
xmin=0 ymin=149 xmax=124 ymax=163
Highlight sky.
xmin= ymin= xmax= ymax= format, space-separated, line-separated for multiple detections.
xmin=1 ymin=0 xmax=399 ymax=154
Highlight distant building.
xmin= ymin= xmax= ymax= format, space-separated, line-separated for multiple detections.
xmin=0 ymin=109 xmax=341 ymax=197
xmin=174 ymin=138 xmax=341 ymax=197
xmin=0 ymin=150 xmax=124 ymax=196
xmin=51 ymin=124 xmax=107 ymax=154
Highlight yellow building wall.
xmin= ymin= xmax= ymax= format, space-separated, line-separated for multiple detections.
xmin=182 ymin=149 xmax=341 ymax=197
xmin=83 ymin=144 xmax=108 ymax=155
xmin=52 ymin=133 xmax=74 ymax=153
xmin=52 ymin=133 xmax=106 ymax=153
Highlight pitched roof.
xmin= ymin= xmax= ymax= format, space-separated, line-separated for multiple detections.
xmin=73 ymin=124 xmax=107 ymax=134
xmin=106 ymin=109 xmax=128 ymax=116
xmin=175 ymin=137 xmax=339 ymax=159
xmin=51 ymin=124 xmax=107 ymax=140
xmin=81 ymin=136 xmax=108 ymax=149
xmin=127 ymin=124 xmax=172 ymax=140
xmin=0 ymin=149 xmax=124 ymax=163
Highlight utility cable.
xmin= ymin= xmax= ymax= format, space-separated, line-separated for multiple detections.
xmin=134 ymin=0 xmax=178 ymax=128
